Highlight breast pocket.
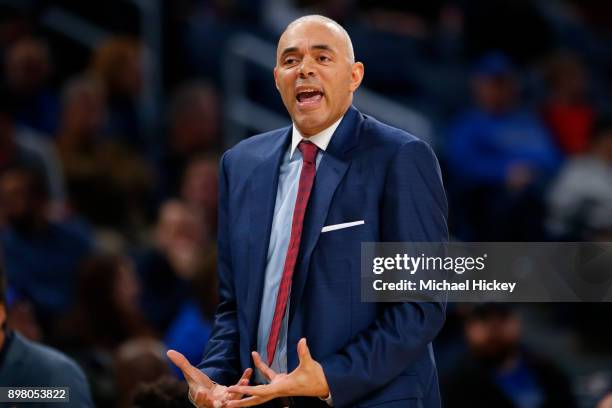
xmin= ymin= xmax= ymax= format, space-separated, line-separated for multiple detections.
xmin=317 ymin=216 xmax=370 ymax=267
xmin=321 ymin=220 xmax=365 ymax=233
xmin=316 ymin=182 xmax=374 ymax=265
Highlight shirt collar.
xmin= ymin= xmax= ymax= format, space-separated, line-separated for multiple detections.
xmin=290 ymin=116 xmax=344 ymax=159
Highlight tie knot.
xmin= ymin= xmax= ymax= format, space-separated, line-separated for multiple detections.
xmin=298 ymin=140 xmax=318 ymax=164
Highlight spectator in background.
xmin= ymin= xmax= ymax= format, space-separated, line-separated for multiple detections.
xmin=180 ymin=154 xmax=219 ymax=238
xmin=547 ymin=115 xmax=612 ymax=240
xmin=56 ymin=75 xmax=153 ymax=235
xmin=541 ymin=52 xmax=595 ymax=155
xmin=136 ymin=200 xmax=216 ymax=334
xmin=90 ymin=36 xmax=145 ymax=148
xmin=0 ymin=165 xmax=92 ymax=333
xmin=443 ymin=304 xmax=577 ymax=408
xmin=3 ymin=36 xmax=60 ymax=135
xmin=57 ymin=254 xmax=151 ymax=351
xmin=447 ymin=52 xmax=560 ymax=240
xmin=158 ymin=82 xmax=222 ymax=199
xmin=0 ymin=86 xmax=66 ymax=206
xmin=6 ymin=294 xmax=42 ymax=343
xmin=130 ymin=376 xmax=190 ymax=408
xmin=4 ymin=267 xmax=42 ymax=344
xmin=115 ymin=338 xmax=172 ymax=408
xmin=163 ymin=236 xmax=217 ymax=377
xmin=0 ymin=264 xmax=94 ymax=407
xmin=55 ymin=254 xmax=153 ymax=407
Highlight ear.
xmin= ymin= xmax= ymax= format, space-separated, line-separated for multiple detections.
xmin=0 ymin=305 xmax=6 ymax=328
xmin=349 ymin=62 xmax=364 ymax=92
xmin=273 ymin=66 xmax=280 ymax=91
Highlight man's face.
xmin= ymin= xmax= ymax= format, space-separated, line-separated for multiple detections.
xmin=0 ymin=171 xmax=31 ymax=222
xmin=0 ymin=170 xmax=46 ymax=230
xmin=274 ymin=20 xmax=363 ymax=136
xmin=473 ymin=75 xmax=517 ymax=114
xmin=465 ymin=314 xmax=521 ymax=366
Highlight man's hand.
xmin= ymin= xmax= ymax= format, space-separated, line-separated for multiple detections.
xmin=225 ymin=338 xmax=330 ymax=407
xmin=167 ymin=350 xmax=252 ymax=408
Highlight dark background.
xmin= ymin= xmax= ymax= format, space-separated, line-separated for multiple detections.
xmin=1 ymin=0 xmax=612 ymax=406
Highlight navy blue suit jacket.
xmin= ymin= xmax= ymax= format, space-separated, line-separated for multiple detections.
xmin=199 ymin=106 xmax=448 ymax=407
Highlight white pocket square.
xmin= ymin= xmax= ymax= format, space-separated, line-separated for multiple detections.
xmin=321 ymin=220 xmax=365 ymax=233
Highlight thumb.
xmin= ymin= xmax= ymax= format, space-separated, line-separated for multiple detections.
xmin=297 ymin=338 xmax=313 ymax=365
xmin=167 ymin=350 xmax=214 ymax=389
xmin=167 ymin=349 xmax=191 ymax=372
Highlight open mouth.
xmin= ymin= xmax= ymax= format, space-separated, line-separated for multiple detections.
xmin=296 ymin=89 xmax=324 ymax=108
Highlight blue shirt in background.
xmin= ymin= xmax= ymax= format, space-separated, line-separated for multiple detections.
xmin=447 ymin=108 xmax=561 ymax=187
xmin=165 ymin=300 xmax=212 ymax=377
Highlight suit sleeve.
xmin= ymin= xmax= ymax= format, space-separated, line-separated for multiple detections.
xmin=197 ymin=151 xmax=241 ymax=385
xmin=320 ymin=139 xmax=448 ymax=407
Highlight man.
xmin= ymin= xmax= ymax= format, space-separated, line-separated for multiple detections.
xmin=443 ymin=304 xmax=576 ymax=408
xmin=0 ymin=165 xmax=93 ymax=331
xmin=0 ymin=85 xmax=65 ymax=205
xmin=547 ymin=114 xmax=612 ymax=240
xmin=168 ymin=15 xmax=448 ymax=407
xmin=0 ymin=265 xmax=94 ymax=407
xmin=446 ymin=52 xmax=559 ymax=241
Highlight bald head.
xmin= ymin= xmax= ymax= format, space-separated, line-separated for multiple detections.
xmin=273 ymin=14 xmax=364 ymax=137
xmin=280 ymin=15 xmax=355 ymax=63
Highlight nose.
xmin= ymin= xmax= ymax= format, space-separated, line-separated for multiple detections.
xmin=298 ymin=56 xmax=316 ymax=78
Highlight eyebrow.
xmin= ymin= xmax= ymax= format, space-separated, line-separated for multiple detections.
xmin=280 ymin=44 xmax=336 ymax=58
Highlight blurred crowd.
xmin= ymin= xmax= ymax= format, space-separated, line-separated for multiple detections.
xmin=0 ymin=0 xmax=611 ymax=407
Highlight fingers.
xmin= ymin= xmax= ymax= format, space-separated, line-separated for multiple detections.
xmin=296 ymin=338 xmax=313 ymax=365
xmin=167 ymin=350 xmax=214 ymax=389
xmin=227 ymin=368 xmax=253 ymax=400
xmin=167 ymin=349 xmax=192 ymax=372
xmin=189 ymin=387 xmax=220 ymax=408
xmin=239 ymin=368 xmax=253 ymax=383
xmin=228 ymin=377 xmax=250 ymax=397
xmin=226 ymin=384 xmax=268 ymax=397
xmin=225 ymin=395 xmax=266 ymax=408
xmin=252 ymin=351 xmax=277 ymax=381
xmin=226 ymin=382 xmax=284 ymax=407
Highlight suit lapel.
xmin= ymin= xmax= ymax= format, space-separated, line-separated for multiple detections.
xmin=288 ymin=106 xmax=363 ymax=325
xmin=245 ymin=128 xmax=291 ymax=351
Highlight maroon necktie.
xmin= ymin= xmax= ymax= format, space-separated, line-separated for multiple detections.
xmin=266 ymin=140 xmax=319 ymax=365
